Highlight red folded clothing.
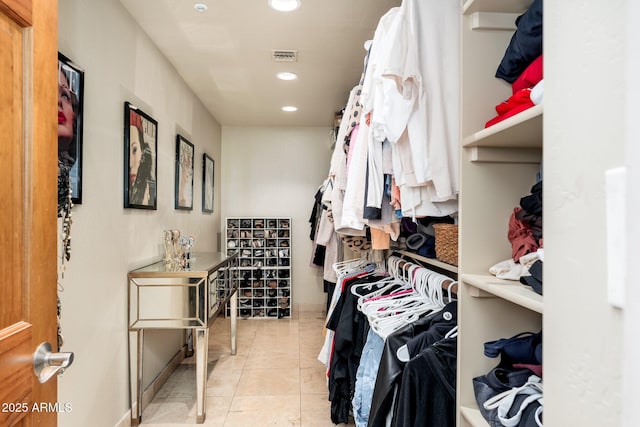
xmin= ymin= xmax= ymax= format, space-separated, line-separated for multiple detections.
xmin=485 ymin=88 xmax=534 ymax=128
xmin=512 ymin=55 xmax=543 ymax=94
xmin=508 ymin=207 xmax=539 ymax=262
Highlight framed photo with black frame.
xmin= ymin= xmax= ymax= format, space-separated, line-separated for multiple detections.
xmin=175 ymin=134 xmax=194 ymax=210
xmin=58 ymin=52 xmax=84 ymax=205
xmin=124 ymin=102 xmax=158 ymax=210
xmin=202 ymin=153 xmax=214 ymax=213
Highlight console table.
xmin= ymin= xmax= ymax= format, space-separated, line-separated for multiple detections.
xmin=127 ymin=251 xmax=238 ymax=424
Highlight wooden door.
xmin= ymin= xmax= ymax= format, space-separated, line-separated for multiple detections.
xmin=0 ymin=1 xmax=59 ymax=426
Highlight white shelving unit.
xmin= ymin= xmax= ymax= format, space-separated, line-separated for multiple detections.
xmin=225 ymin=217 xmax=291 ymax=319
xmin=457 ymin=0 xmax=542 ymax=426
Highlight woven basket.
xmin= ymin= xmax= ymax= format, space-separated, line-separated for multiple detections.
xmin=433 ymin=223 xmax=459 ymax=266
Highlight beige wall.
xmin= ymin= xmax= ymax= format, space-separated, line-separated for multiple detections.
xmin=545 ymin=1 xmax=626 ymax=425
xmin=221 ymin=127 xmax=332 ymax=306
xmin=624 ymin=2 xmax=640 ymax=425
xmin=58 ymin=0 xmax=222 ymax=425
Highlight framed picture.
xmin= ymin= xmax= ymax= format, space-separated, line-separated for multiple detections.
xmin=175 ymin=134 xmax=194 ymax=210
xmin=124 ymin=102 xmax=157 ymax=210
xmin=58 ymin=53 xmax=84 ymax=205
xmin=202 ymin=153 xmax=214 ymax=213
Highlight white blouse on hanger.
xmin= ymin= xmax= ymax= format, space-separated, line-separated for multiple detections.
xmin=381 ymin=0 xmax=461 ymax=200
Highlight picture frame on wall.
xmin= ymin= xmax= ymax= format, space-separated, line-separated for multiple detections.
xmin=58 ymin=52 xmax=85 ymax=205
xmin=175 ymin=134 xmax=194 ymax=210
xmin=124 ymin=102 xmax=158 ymax=210
xmin=202 ymin=153 xmax=214 ymax=213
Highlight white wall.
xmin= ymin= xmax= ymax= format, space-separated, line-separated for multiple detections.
xmin=624 ymin=1 xmax=640 ymax=425
xmin=58 ymin=0 xmax=222 ymax=425
xmin=545 ymin=1 xmax=626 ymax=425
xmin=221 ymin=127 xmax=332 ymax=306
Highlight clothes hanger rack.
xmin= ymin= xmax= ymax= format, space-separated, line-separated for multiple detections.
xmin=391 ymin=256 xmax=458 ymax=296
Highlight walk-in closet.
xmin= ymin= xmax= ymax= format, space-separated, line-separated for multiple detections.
xmin=8 ymin=0 xmax=631 ymax=426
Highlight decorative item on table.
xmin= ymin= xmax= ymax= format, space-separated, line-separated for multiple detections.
xmin=163 ymin=229 xmax=176 ymax=264
xmin=179 ymin=236 xmax=196 ymax=267
xmin=162 ymin=229 xmax=187 ymax=267
xmin=162 ymin=230 xmax=196 ymax=267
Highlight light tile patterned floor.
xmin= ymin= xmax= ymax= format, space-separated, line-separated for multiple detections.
xmin=139 ymin=306 xmax=354 ymax=426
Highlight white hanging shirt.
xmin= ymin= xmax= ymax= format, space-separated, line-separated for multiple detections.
xmin=380 ymin=0 xmax=460 ymax=199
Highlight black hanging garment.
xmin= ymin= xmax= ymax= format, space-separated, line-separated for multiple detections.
xmin=327 ymin=275 xmax=384 ymax=424
xmin=367 ymin=301 xmax=458 ymax=427
xmin=394 ymin=337 xmax=458 ymax=427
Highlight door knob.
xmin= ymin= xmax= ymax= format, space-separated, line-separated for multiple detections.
xmin=33 ymin=342 xmax=74 ymax=383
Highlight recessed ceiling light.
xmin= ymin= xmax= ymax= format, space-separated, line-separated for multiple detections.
xmin=268 ymin=0 xmax=300 ymax=12
xmin=276 ymin=72 xmax=298 ymax=81
xmin=282 ymin=106 xmax=298 ymax=112
xmin=194 ymin=3 xmax=208 ymax=12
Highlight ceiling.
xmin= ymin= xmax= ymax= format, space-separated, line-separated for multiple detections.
xmin=119 ymin=0 xmax=401 ymax=127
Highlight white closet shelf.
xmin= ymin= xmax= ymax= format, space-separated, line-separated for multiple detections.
xmin=462 ymin=273 xmax=543 ymax=313
xmin=470 ymin=12 xmax=519 ymax=31
xmin=460 ymin=406 xmax=490 ymax=427
xmin=394 ymin=250 xmax=458 ymax=274
xmin=463 ymin=104 xmax=542 ymax=148
xmin=469 ymin=146 xmax=541 ymax=164
xmin=463 ymin=0 xmax=533 ymax=15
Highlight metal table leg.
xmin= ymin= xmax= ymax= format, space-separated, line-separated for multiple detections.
xmin=230 ymin=290 xmax=237 ymax=355
xmin=195 ymin=328 xmax=208 ymax=423
xmin=130 ymin=329 xmax=143 ymax=426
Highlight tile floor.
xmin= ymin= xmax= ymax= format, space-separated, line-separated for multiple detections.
xmin=139 ymin=306 xmax=354 ymax=426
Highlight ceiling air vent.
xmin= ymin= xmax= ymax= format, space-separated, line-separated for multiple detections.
xmin=272 ymin=50 xmax=298 ymax=62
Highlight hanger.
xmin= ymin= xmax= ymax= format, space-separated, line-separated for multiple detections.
xmin=332 ymin=257 xmax=374 ymax=277
xmin=364 ymin=280 xmax=442 ymax=339
xmin=362 ymin=256 xmax=455 ymax=339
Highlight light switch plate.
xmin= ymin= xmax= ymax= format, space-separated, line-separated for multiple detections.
xmin=606 ymin=166 xmax=627 ymax=309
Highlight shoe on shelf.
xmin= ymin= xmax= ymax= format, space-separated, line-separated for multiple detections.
xmin=278 ymin=308 xmax=290 ymax=319
xmin=267 ymin=308 xmax=278 ymax=317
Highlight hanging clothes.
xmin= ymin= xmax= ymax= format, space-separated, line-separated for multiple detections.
xmin=377 ymin=0 xmax=460 ymax=201
xmin=367 ymin=301 xmax=457 ymax=427
xmin=394 ymin=336 xmax=458 ymax=427
xmin=328 ymin=274 xmax=386 ymax=424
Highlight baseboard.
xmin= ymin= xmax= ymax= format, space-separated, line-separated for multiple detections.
xmin=124 ymin=345 xmax=187 ymax=426
xmin=114 ymin=410 xmax=131 ymax=427
xmin=142 ymin=345 xmax=187 ymax=408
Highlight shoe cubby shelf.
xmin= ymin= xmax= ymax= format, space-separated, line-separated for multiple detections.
xmin=224 ymin=217 xmax=291 ymax=319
